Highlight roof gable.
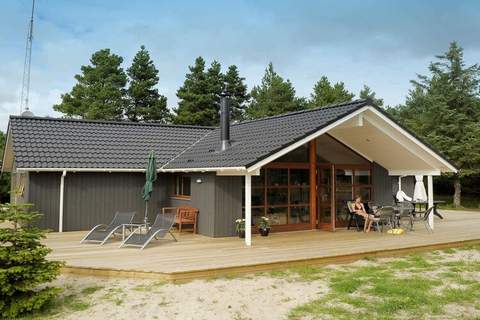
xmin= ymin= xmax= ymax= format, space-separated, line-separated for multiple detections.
xmin=163 ymin=100 xmax=368 ymax=170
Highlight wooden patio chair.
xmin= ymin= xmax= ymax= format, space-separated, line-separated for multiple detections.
xmin=162 ymin=206 xmax=199 ymax=234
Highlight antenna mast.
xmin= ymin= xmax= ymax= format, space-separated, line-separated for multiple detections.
xmin=20 ymin=0 xmax=35 ymax=114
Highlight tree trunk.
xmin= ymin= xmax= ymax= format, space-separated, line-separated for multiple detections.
xmin=453 ymin=177 xmax=461 ymax=208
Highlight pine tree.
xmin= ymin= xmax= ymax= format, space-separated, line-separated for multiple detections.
xmin=224 ymin=65 xmax=250 ymax=121
xmin=174 ymin=57 xmax=222 ymax=126
xmin=0 ymin=131 xmax=10 ymax=203
xmin=308 ymin=76 xmax=354 ymax=108
xmin=0 ymin=202 xmax=63 ymax=318
xmin=359 ymin=85 xmax=384 ymax=107
xmin=54 ymin=49 xmax=127 ymax=120
xmin=389 ymin=42 xmax=480 ymax=207
xmin=246 ymin=63 xmax=304 ymax=119
xmin=126 ymin=46 xmax=170 ymax=122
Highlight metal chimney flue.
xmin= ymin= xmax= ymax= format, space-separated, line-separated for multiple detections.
xmin=220 ymin=92 xmax=231 ymax=151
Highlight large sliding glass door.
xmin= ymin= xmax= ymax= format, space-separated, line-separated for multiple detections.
xmin=334 ymin=165 xmax=372 ymax=228
xmin=316 ymin=164 xmax=373 ymax=230
xmin=317 ymin=164 xmax=334 ymax=230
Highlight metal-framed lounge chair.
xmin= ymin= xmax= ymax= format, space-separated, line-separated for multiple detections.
xmin=396 ymin=201 xmax=415 ymax=230
xmin=346 ymin=201 xmax=364 ymax=231
xmin=371 ymin=206 xmax=395 ymax=232
xmin=120 ymin=212 xmax=177 ymax=250
xmin=80 ymin=211 xmax=136 ymax=245
xmin=410 ymin=206 xmax=434 ymax=233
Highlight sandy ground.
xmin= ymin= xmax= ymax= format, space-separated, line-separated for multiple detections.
xmin=50 ymin=274 xmax=329 ymax=320
xmin=41 ymin=247 xmax=480 ymax=320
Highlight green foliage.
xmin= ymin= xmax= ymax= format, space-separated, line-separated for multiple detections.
xmin=246 ymin=63 xmax=305 ymax=119
xmin=174 ymin=57 xmax=249 ymax=126
xmin=359 ymin=84 xmax=384 ymax=107
xmin=224 ymin=65 xmax=250 ymax=121
xmin=0 ymin=131 xmax=10 ymax=203
xmin=308 ymin=76 xmax=354 ymax=108
xmin=126 ymin=45 xmax=170 ymax=122
xmin=0 ymin=203 xmax=63 ymax=318
xmin=174 ymin=57 xmax=220 ymax=126
xmin=54 ymin=49 xmax=127 ymax=120
xmin=387 ymin=42 xmax=480 ymax=206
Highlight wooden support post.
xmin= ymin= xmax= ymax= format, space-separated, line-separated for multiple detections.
xmin=427 ymin=175 xmax=434 ymax=230
xmin=59 ymin=170 xmax=66 ymax=232
xmin=245 ymin=173 xmax=252 ymax=246
xmin=309 ymin=140 xmax=317 ymax=229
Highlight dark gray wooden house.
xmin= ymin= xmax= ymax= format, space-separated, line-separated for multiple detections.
xmin=1 ymin=100 xmax=456 ymax=245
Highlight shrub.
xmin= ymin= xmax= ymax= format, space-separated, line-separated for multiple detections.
xmin=0 ymin=203 xmax=63 ymax=318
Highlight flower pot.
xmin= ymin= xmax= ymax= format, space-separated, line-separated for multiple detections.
xmin=259 ymin=228 xmax=270 ymax=237
xmin=238 ymin=230 xmax=245 ymax=238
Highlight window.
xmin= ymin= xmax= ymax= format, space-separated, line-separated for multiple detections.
xmin=173 ymin=174 xmax=191 ymax=198
xmin=242 ymin=167 xmax=310 ymax=226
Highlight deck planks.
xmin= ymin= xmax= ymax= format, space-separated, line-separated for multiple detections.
xmin=44 ymin=210 xmax=480 ymax=279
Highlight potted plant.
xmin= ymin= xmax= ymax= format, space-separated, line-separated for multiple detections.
xmin=258 ymin=216 xmax=270 ymax=236
xmin=235 ymin=218 xmax=246 ymax=238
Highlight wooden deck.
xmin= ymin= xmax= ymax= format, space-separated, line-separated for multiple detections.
xmin=45 ymin=210 xmax=480 ymax=280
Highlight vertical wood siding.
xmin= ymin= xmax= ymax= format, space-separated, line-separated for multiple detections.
xmin=391 ymin=175 xmax=415 ymax=199
xmin=190 ymin=173 xmax=216 ymax=237
xmin=29 ymin=172 xmax=61 ymax=230
xmin=372 ymin=162 xmax=394 ymax=206
xmin=214 ymin=176 xmax=242 ymax=237
xmin=28 ymin=172 xmax=168 ymax=231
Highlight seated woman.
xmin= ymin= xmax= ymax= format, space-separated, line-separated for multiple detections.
xmin=353 ymin=195 xmax=374 ymax=232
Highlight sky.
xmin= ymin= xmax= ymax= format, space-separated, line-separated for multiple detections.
xmin=1 ymin=0 xmax=479 ymax=131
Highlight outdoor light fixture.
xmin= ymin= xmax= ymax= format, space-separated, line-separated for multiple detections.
xmin=196 ymin=178 xmax=203 ymax=184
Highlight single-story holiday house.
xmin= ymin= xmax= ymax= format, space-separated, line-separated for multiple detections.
xmin=1 ymin=99 xmax=457 ymax=245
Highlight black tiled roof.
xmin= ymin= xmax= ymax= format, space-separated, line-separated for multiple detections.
xmin=8 ymin=117 xmax=212 ymax=169
xmin=163 ymin=100 xmax=368 ymax=169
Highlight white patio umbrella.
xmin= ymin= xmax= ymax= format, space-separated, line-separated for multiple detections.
xmin=413 ymin=175 xmax=427 ymax=202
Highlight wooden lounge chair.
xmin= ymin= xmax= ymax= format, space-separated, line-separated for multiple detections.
xmin=80 ymin=211 xmax=136 ymax=245
xmin=120 ymin=212 xmax=177 ymax=250
xmin=162 ymin=206 xmax=199 ymax=234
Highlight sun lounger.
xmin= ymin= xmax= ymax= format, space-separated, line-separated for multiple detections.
xmin=80 ymin=211 xmax=136 ymax=245
xmin=120 ymin=212 xmax=177 ymax=250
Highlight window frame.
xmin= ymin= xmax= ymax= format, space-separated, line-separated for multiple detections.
xmin=172 ymin=174 xmax=192 ymax=199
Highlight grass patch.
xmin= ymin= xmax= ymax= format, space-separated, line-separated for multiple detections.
xmin=81 ymin=285 xmax=103 ymax=295
xmin=288 ymin=248 xmax=480 ymax=320
xmin=436 ymin=194 xmax=480 ymax=210
xmin=19 ymin=291 xmax=94 ymax=319
xmin=131 ymin=281 xmax=167 ymax=292
xmin=289 ymin=301 xmax=356 ymax=320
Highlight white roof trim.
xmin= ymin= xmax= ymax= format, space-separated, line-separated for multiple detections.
xmin=17 ymin=167 xmax=248 ymax=173
xmin=247 ymin=106 xmax=370 ymax=172
xmin=161 ymin=167 xmax=247 ymax=173
xmin=389 ymin=170 xmax=441 ymax=176
xmin=362 ymin=113 xmax=437 ymax=169
xmin=365 ymin=107 xmax=457 ymax=173
xmin=246 ymin=105 xmax=457 ymax=173
xmin=16 ymin=168 xmax=146 ymax=173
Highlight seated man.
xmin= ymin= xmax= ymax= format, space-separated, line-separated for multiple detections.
xmin=353 ymin=195 xmax=375 ymax=232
